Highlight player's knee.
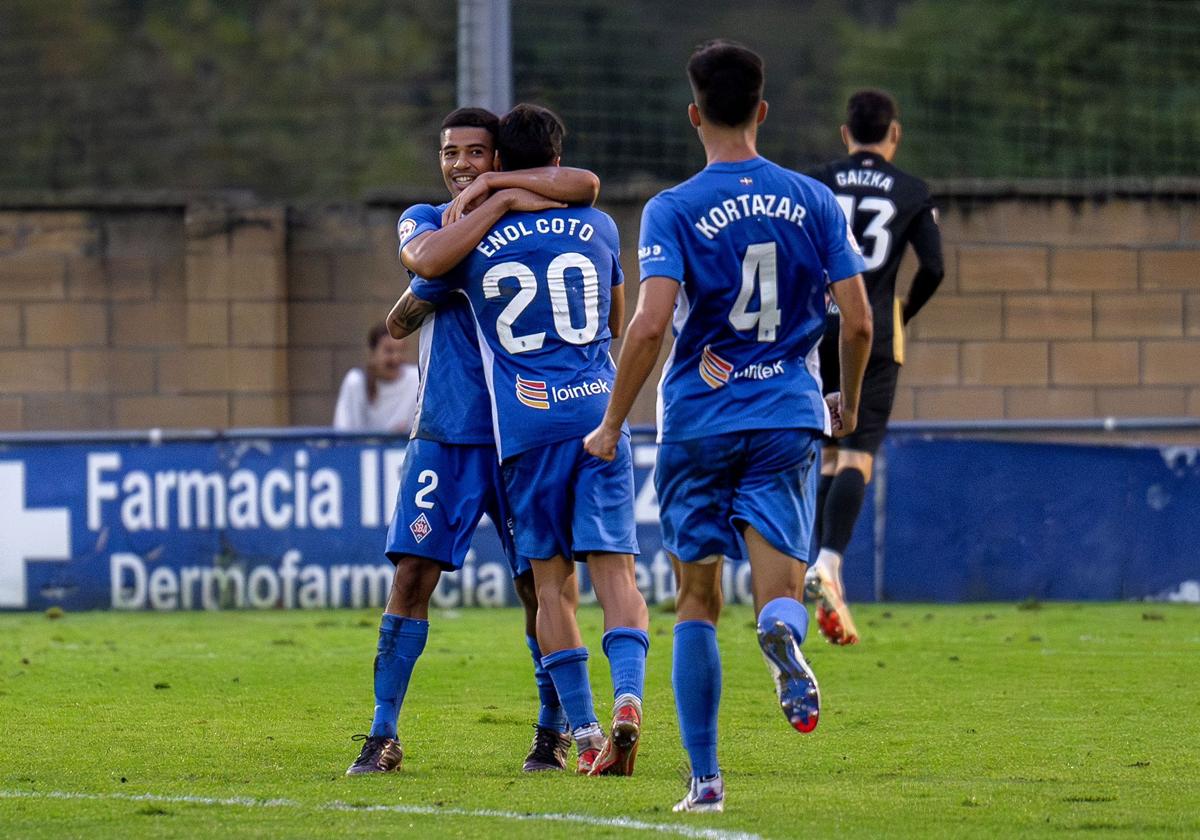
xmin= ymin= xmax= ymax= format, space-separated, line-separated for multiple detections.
xmin=389 ymin=556 xmax=440 ymax=613
xmin=513 ymin=571 xmax=538 ymax=610
xmin=836 ymin=451 xmax=873 ymax=483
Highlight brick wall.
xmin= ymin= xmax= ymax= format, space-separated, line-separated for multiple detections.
xmin=1 ymin=186 xmax=1196 ymax=432
xmin=0 ymin=196 xmax=290 ymax=431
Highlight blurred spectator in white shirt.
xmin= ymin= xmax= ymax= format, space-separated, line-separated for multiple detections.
xmin=333 ymin=322 xmax=419 ymax=434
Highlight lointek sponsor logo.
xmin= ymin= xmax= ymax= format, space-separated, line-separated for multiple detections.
xmin=552 ymin=378 xmax=610 ymax=404
xmin=733 ymin=360 xmax=786 ymax=381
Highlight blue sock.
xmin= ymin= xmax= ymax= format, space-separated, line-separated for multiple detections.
xmin=368 ymin=614 xmax=429 ymax=739
xmin=672 ymin=620 xmax=721 ymax=778
xmin=541 ymin=646 xmax=598 ymax=732
xmin=757 ymin=596 xmax=810 ymax=645
xmin=527 ymin=635 xmax=568 ymax=732
xmin=602 ymin=627 xmax=649 ymax=702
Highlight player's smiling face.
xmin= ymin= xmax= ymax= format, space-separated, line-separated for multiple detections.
xmin=440 ymin=127 xmax=495 ymax=196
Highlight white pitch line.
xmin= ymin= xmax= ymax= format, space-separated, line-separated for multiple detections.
xmin=0 ymin=789 xmax=765 ymax=840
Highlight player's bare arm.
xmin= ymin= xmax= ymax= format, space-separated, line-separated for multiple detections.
xmin=385 ymin=289 xmax=436 ymax=340
xmin=402 ymin=188 xmax=565 ymax=279
xmin=443 ymin=166 xmax=600 ymax=225
xmin=608 ymin=283 xmax=626 ymax=339
xmin=583 ymin=276 xmax=678 ymax=460
xmin=828 ymin=274 xmax=872 ymax=436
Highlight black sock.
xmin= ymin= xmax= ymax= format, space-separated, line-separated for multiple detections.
xmin=813 ymin=473 xmax=835 ymax=558
xmin=822 ymin=469 xmax=867 ymax=555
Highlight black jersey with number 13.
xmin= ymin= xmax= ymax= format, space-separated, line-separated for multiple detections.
xmin=807 ymin=151 xmax=943 ymax=363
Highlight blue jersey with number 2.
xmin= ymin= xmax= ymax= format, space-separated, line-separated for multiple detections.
xmin=410 ymin=206 xmax=623 ymax=461
xmin=638 ymin=156 xmax=866 ymax=443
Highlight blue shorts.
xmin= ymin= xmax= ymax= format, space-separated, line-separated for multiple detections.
xmin=385 ymin=438 xmax=527 ymax=576
xmin=501 ymin=436 xmax=640 ymax=562
xmin=655 ymin=428 xmax=819 ymax=564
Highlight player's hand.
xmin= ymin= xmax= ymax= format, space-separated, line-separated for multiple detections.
xmin=826 ymin=392 xmax=859 ymax=438
xmin=583 ymin=424 xmax=620 ymax=462
xmin=501 ymin=188 xmax=567 ymax=214
xmin=442 ymin=176 xmax=492 ymax=225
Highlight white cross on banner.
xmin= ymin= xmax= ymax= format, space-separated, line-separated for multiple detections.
xmin=0 ymin=461 xmax=72 ymax=609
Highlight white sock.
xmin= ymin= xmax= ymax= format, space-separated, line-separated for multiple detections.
xmin=614 ymin=692 xmax=642 ymax=714
xmin=816 ymin=548 xmax=843 ymax=580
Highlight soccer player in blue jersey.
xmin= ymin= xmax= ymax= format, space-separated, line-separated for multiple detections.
xmin=584 ymin=41 xmax=873 ymax=812
xmin=346 ymin=107 xmax=601 ymax=777
xmin=404 ymin=104 xmax=650 ymax=777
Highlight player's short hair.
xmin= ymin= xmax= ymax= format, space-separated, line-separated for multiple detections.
xmin=496 ymin=103 xmax=565 ymax=171
xmin=846 ymin=89 xmax=899 ymax=144
xmin=440 ymin=107 xmax=500 ymax=139
xmin=368 ymin=322 xmax=390 ymax=350
xmin=687 ymin=40 xmax=764 ymax=127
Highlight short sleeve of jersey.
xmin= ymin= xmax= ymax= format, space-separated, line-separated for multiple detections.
xmin=816 ymin=188 xmax=868 ymax=283
xmin=408 ymin=274 xmax=458 ymax=306
xmin=396 ymin=204 xmax=442 ymax=260
xmin=637 ymin=195 xmax=685 ymax=283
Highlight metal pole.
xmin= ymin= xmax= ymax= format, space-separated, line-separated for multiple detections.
xmin=457 ymin=0 xmax=512 ymax=113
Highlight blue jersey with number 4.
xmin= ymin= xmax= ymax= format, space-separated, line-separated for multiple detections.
xmin=638 ymin=156 xmax=867 ymax=443
xmin=410 ymin=206 xmax=623 ymax=461
xmin=396 ymin=203 xmax=496 ymax=445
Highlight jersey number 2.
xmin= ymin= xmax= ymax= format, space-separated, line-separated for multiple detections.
xmin=482 ymin=254 xmax=601 ymax=354
xmin=729 ymin=242 xmax=780 ymax=342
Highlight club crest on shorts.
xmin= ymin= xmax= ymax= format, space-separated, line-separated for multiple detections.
xmin=409 ymin=512 xmax=433 ymax=542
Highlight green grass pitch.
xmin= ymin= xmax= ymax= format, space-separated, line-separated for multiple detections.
xmin=2 ymin=602 xmax=1198 ymax=838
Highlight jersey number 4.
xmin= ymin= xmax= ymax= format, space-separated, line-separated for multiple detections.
xmin=730 ymin=242 xmax=781 ymax=342
xmin=482 ymin=253 xmax=601 ymax=355
xmin=836 ymin=195 xmax=896 ymax=272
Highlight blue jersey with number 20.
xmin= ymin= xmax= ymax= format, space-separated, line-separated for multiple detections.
xmin=411 ymin=206 xmax=623 ymax=462
xmin=638 ymin=156 xmax=866 ymax=443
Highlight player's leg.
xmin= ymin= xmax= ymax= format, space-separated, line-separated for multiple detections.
xmin=485 ymin=462 xmax=570 ymax=771
xmin=671 ymin=555 xmax=726 ymax=812
xmin=655 ymin=434 xmax=741 ymax=812
xmin=502 ymin=442 xmax=604 ymax=773
xmin=808 ymin=357 xmax=897 ymax=645
xmin=734 ymin=429 xmax=822 ymax=734
xmin=572 ymin=435 xmax=650 ymax=776
xmin=346 ymin=440 xmax=477 ymax=775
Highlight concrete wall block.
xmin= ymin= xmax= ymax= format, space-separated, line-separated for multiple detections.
xmin=330 ymin=252 xmax=383 ymax=302
xmin=289 ymin=302 xmax=382 ymax=346
xmin=1004 ymin=387 xmax=1096 ymax=419
xmin=1140 ymin=249 xmax=1200 ymax=290
xmin=1095 ymin=387 xmax=1188 ymax=417
xmin=1 ymin=253 xmax=68 ymax=299
xmin=1094 ymin=292 xmax=1182 ymax=338
xmin=185 ymin=252 xmax=233 ymax=300
xmin=1142 ymin=340 xmax=1200 ymax=385
xmin=69 ymin=350 xmax=157 ymax=395
xmin=231 ymin=302 xmax=287 ymax=346
xmin=231 ymin=394 xmax=289 ymax=427
xmin=1005 ymin=294 xmax=1092 ymax=339
xmin=116 ymin=395 xmax=229 ymax=428
xmin=229 ymin=348 xmax=288 ymax=392
xmin=112 ymin=301 xmax=186 ymax=348
xmin=1049 ymin=248 xmax=1138 ymax=291
xmin=958 ymin=246 xmax=1048 ymax=292
xmin=288 ymin=393 xmax=333 ymax=426
xmin=1002 ymin=200 xmax=1180 ymax=247
xmin=286 ymin=348 xmax=335 ymax=393
xmin=65 ymin=256 xmax=110 ymax=300
xmin=1186 ymin=294 xmax=1200 ymax=337
xmin=0 ymin=304 xmax=21 ymax=345
xmin=230 ymin=208 xmax=286 ymax=255
xmin=229 ymin=253 xmax=286 ymax=301
xmin=22 ymin=393 xmax=113 ymax=430
xmin=0 ymin=397 xmax=22 ymax=430
xmin=157 ymin=347 xmax=232 ymax=393
xmin=907 ymin=295 xmax=1003 ymax=340
xmin=24 ymin=302 xmax=109 ymax=347
xmin=889 ymin=386 xmax=915 ymax=421
xmin=186 ymin=302 xmax=230 ymax=346
xmin=22 ymin=212 xmax=100 ymax=253
xmin=914 ymin=386 xmax=1005 ymax=420
xmin=960 ymin=341 xmax=1049 ymax=386
xmin=1051 ymin=341 xmax=1139 ymax=385
xmin=899 ymin=340 xmax=960 ymax=386
xmin=0 ymin=350 xmax=68 ymax=392
xmin=104 ymin=255 xmax=157 ymax=301
xmin=287 ymin=254 xmax=333 ymax=301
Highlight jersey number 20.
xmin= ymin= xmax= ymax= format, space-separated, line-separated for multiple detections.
xmin=482 ymin=253 xmax=600 ymax=354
